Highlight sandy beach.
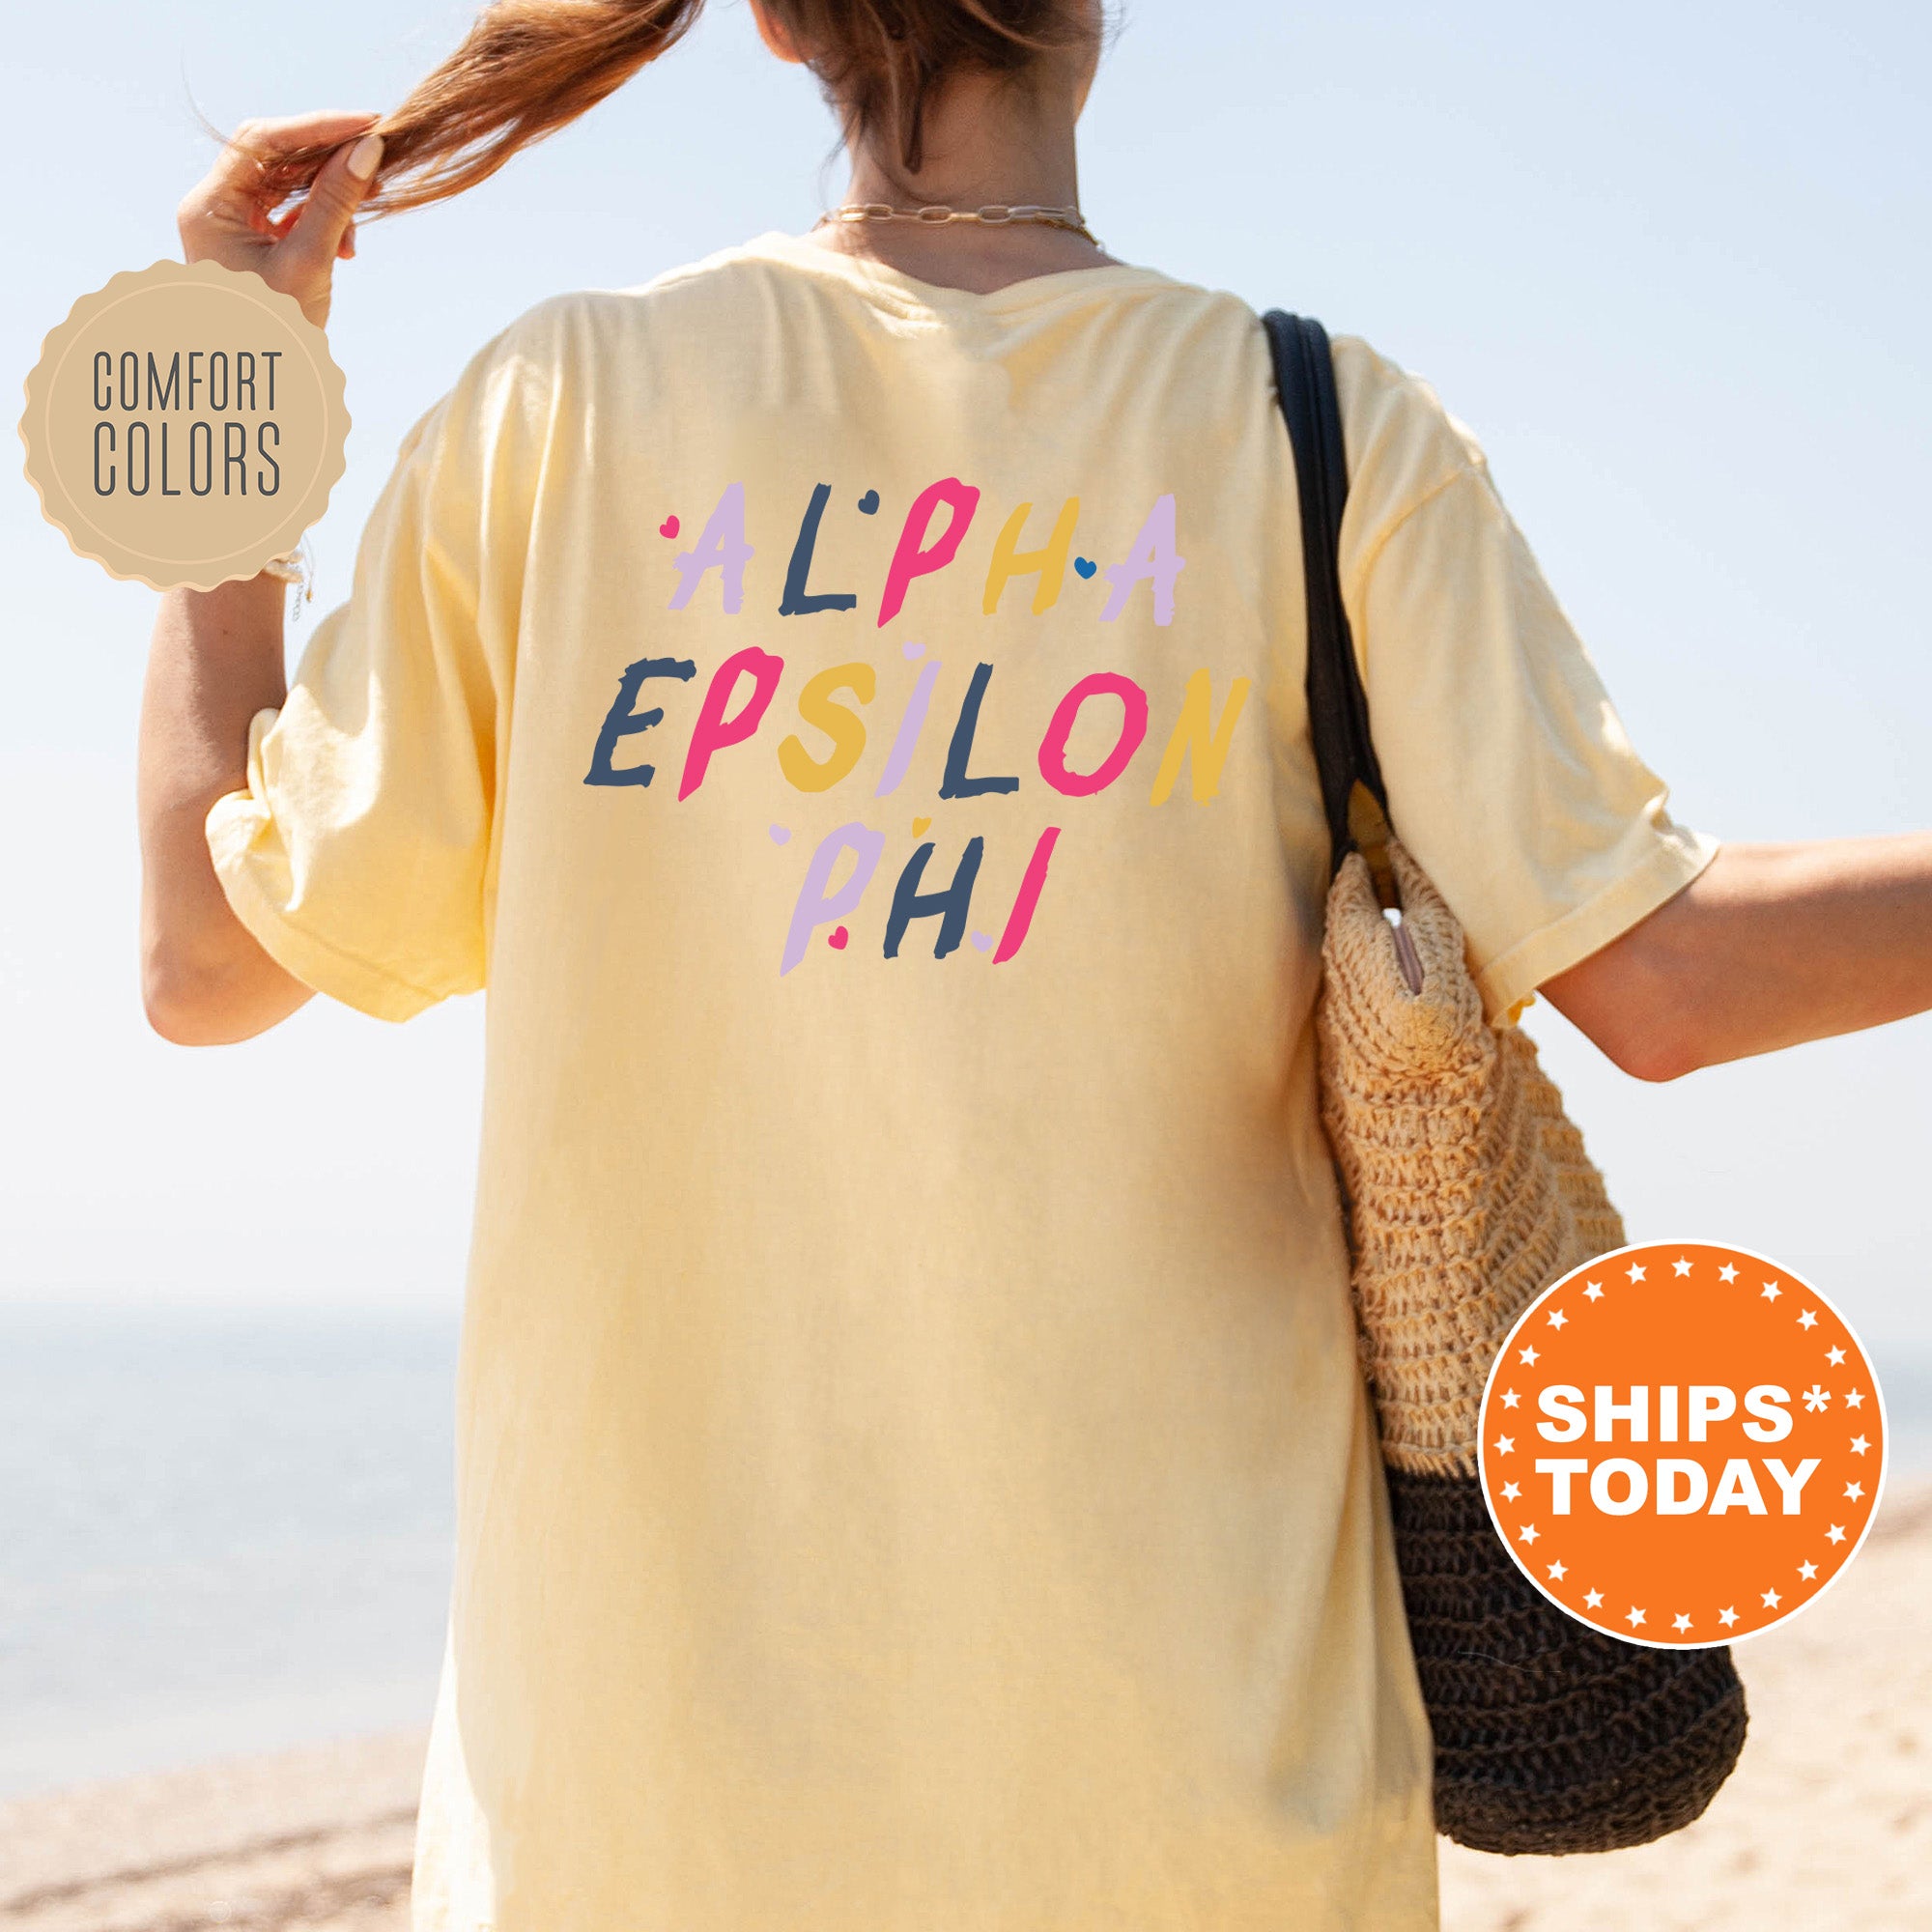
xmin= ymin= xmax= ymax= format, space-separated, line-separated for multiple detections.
xmin=3 ymin=1485 xmax=1925 ymax=1932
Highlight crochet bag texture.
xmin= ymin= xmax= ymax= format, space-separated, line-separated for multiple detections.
xmin=1265 ymin=310 xmax=1748 ymax=1855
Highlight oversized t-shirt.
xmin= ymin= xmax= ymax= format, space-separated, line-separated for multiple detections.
xmin=207 ymin=232 xmax=1716 ymax=1932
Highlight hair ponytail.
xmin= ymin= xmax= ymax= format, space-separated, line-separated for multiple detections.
xmin=246 ymin=0 xmax=1091 ymax=217
xmin=250 ymin=0 xmax=705 ymax=216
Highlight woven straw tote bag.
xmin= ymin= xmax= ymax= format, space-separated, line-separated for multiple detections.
xmin=1264 ymin=311 xmax=1748 ymax=1855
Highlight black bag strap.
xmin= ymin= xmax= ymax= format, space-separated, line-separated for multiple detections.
xmin=1263 ymin=310 xmax=1395 ymax=884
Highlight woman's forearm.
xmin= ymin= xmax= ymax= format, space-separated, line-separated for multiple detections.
xmin=1545 ymin=835 xmax=1932 ymax=1080
xmin=137 ymin=577 xmax=314 ymax=1043
xmin=135 ymin=115 xmax=382 ymax=1045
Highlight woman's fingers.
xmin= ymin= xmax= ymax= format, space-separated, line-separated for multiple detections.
xmin=199 ymin=109 xmax=383 ymax=200
xmin=179 ymin=110 xmax=379 ymax=254
xmin=177 ymin=113 xmax=384 ymax=330
xmin=281 ymin=134 xmax=384 ymax=291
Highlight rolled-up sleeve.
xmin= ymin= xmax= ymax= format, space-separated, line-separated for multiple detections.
xmin=1335 ymin=356 xmax=1717 ymax=1020
xmin=206 ymin=313 xmax=554 ymax=1021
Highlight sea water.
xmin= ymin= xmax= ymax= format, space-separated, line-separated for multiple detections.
xmin=1 ymin=1300 xmax=1927 ymax=1803
xmin=0 ymin=1303 xmax=458 ymax=1799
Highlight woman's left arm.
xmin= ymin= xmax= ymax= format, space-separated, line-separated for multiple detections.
xmin=1543 ymin=834 xmax=1932 ymax=1081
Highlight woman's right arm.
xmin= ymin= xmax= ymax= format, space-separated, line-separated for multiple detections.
xmin=139 ymin=111 xmax=384 ymax=1044
xmin=139 ymin=577 xmax=311 ymax=1042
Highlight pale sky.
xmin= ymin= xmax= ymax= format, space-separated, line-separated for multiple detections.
xmin=5 ymin=2 xmax=1928 ymax=1369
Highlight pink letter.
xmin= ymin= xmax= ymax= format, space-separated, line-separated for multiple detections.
xmin=1037 ymin=672 xmax=1150 ymax=798
xmin=679 ymin=646 xmax=784 ymax=799
xmin=992 ymin=826 xmax=1061 ymax=963
xmin=878 ymin=477 xmax=980 ymax=628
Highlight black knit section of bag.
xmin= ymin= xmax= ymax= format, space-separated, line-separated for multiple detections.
xmin=1385 ymin=1468 xmax=1749 ymax=1855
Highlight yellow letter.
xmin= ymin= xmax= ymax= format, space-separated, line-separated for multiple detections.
xmin=981 ymin=497 xmax=1080 ymax=615
xmin=1149 ymin=669 xmax=1251 ymax=805
xmin=780 ymin=662 xmax=877 ymax=792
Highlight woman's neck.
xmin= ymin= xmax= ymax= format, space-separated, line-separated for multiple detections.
xmin=807 ymin=68 xmax=1114 ymax=294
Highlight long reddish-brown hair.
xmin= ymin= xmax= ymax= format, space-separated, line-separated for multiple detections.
xmin=249 ymin=0 xmax=1092 ymax=217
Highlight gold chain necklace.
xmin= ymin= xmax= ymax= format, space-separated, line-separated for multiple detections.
xmin=817 ymin=201 xmax=1100 ymax=248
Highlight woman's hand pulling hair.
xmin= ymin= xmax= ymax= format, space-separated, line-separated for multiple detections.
xmin=176 ymin=110 xmax=385 ymax=329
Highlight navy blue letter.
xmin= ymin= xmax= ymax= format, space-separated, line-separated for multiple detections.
xmin=939 ymin=663 xmax=1019 ymax=799
xmin=780 ymin=483 xmax=859 ymax=616
xmin=884 ymin=838 xmax=984 ymax=959
xmin=584 ymin=656 xmax=696 ymax=787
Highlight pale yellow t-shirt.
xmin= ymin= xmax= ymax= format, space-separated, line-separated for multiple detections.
xmin=208 ymin=232 xmax=1715 ymax=1932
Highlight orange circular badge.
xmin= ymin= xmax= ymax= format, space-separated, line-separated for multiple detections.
xmin=1478 ymin=1241 xmax=1887 ymax=1647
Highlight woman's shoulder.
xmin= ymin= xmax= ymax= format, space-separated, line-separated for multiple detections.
xmin=1326 ymin=329 xmax=1492 ymax=537
xmin=440 ymin=241 xmax=788 ymax=385
xmin=494 ymin=234 xmax=869 ymax=343
xmin=1097 ymin=276 xmax=1495 ymax=529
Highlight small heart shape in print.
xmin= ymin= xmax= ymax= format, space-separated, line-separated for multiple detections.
xmin=828 ymin=926 xmax=850 ymax=950
xmin=659 ymin=514 xmax=680 ymax=539
xmin=857 ymin=490 xmax=881 ymax=515
xmin=1072 ymin=555 xmax=1097 ymax=579
xmin=911 ymin=816 xmax=932 ymax=837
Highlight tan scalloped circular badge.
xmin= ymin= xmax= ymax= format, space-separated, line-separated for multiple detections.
xmin=20 ymin=260 xmax=348 ymax=590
